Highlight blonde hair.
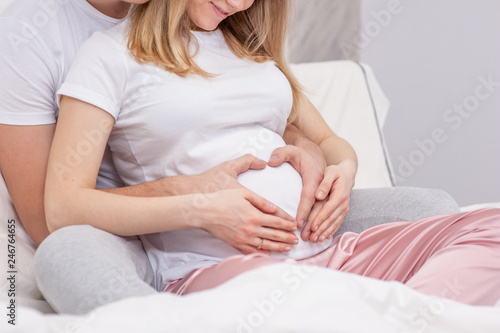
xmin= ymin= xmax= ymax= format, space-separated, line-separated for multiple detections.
xmin=128 ymin=0 xmax=303 ymax=122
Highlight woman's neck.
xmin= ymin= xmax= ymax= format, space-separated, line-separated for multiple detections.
xmin=86 ymin=0 xmax=131 ymax=19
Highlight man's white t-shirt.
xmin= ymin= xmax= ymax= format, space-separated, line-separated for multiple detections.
xmin=59 ymin=21 xmax=333 ymax=290
xmin=0 ymin=0 xmax=124 ymax=188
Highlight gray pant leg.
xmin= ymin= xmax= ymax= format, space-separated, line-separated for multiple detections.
xmin=34 ymin=225 xmax=156 ymax=314
xmin=336 ymin=187 xmax=461 ymax=235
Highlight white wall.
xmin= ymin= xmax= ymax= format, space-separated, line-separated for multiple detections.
xmin=360 ymin=0 xmax=500 ymax=206
xmin=288 ymin=0 xmax=361 ymax=63
xmin=0 ymin=0 xmax=12 ymax=13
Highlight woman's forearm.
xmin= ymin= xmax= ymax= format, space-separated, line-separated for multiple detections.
xmin=319 ymin=134 xmax=358 ymax=181
xmin=292 ymin=97 xmax=358 ymax=179
xmin=45 ymin=187 xmax=198 ymax=235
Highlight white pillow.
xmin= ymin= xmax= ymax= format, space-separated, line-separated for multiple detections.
xmin=0 ymin=171 xmax=54 ymax=313
xmin=290 ymin=60 xmax=395 ymax=189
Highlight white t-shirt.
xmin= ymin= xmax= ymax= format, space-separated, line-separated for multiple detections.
xmin=0 ymin=0 xmax=124 ymax=188
xmin=59 ymin=21 xmax=333 ymax=290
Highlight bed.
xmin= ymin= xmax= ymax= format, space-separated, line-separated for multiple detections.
xmin=1 ymin=59 xmax=500 ymax=332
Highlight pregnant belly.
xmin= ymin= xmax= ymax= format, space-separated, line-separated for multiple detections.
xmin=237 ymin=163 xmax=333 ymax=260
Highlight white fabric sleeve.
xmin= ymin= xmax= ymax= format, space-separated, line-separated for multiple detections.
xmin=57 ymin=32 xmax=127 ymax=120
xmin=0 ymin=18 xmax=57 ymax=125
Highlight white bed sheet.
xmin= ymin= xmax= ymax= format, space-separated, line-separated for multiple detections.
xmin=3 ymin=263 xmax=500 ymax=332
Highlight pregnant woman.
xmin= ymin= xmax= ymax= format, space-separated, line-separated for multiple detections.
xmin=45 ymin=0 xmax=500 ymax=306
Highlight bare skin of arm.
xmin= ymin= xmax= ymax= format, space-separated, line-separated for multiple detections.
xmin=0 ymin=124 xmax=55 ymax=246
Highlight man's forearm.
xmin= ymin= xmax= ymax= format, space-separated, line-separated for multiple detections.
xmin=99 ymin=154 xmax=264 ymax=198
xmin=283 ymin=124 xmax=326 ymax=168
xmin=99 ymin=175 xmax=202 ymax=197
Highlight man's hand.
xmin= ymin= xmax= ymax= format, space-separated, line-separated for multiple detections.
xmin=103 ymin=154 xmax=271 ymax=197
xmin=190 ymin=188 xmax=299 ymax=254
xmin=192 ymin=154 xmax=268 ymax=193
xmin=268 ymin=145 xmax=325 ymax=229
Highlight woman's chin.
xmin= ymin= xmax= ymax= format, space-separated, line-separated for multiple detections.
xmin=193 ymin=19 xmax=221 ymax=32
xmin=199 ymin=25 xmax=219 ymax=32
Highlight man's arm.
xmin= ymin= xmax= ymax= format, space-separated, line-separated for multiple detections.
xmin=99 ymin=164 xmax=244 ymax=197
xmin=282 ymin=124 xmax=326 ymax=169
xmin=0 ymin=124 xmax=55 ymax=246
xmin=98 ymin=126 xmax=322 ymax=198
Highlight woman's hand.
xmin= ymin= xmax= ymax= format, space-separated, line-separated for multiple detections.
xmin=190 ymin=188 xmax=299 ymax=254
xmin=301 ymin=160 xmax=356 ymax=242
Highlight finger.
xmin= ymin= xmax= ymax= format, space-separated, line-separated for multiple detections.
xmin=236 ymin=244 xmax=270 ymax=255
xmin=260 ymin=214 xmax=298 ymax=232
xmin=317 ymin=212 xmax=343 ymax=241
xmin=267 ymin=146 xmax=297 ymax=167
xmin=296 ymin=166 xmax=323 ymax=227
xmin=311 ymin=205 xmax=346 ymax=242
xmin=310 ymin=195 xmax=343 ymax=233
xmin=236 ymin=244 xmax=257 ymax=255
xmin=246 ymin=191 xmax=295 ymax=222
xmin=308 ymin=200 xmax=325 ymax=225
xmin=301 ymin=201 xmax=324 ymax=241
xmin=257 ymin=238 xmax=293 ymax=253
xmin=321 ymin=213 xmax=346 ymax=240
xmin=301 ymin=218 xmax=314 ymax=242
xmin=258 ymin=226 xmax=298 ymax=245
xmin=309 ymin=204 xmax=339 ymax=241
xmin=229 ymin=154 xmax=267 ymax=175
xmin=310 ymin=216 xmax=334 ymax=242
xmin=295 ymin=184 xmax=316 ymax=229
xmin=315 ymin=168 xmax=338 ymax=201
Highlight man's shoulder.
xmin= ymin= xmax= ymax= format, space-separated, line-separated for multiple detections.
xmin=76 ymin=21 xmax=131 ymax=62
xmin=86 ymin=20 xmax=129 ymax=47
xmin=0 ymin=0 xmax=71 ymax=56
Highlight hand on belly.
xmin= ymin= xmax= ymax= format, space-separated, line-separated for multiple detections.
xmin=237 ymin=163 xmax=333 ymax=259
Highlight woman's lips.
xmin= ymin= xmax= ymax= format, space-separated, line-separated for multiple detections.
xmin=211 ymin=2 xmax=229 ymax=19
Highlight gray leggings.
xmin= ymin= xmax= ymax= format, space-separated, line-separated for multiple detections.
xmin=34 ymin=187 xmax=460 ymax=314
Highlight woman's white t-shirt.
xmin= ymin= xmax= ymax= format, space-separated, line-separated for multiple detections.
xmin=59 ymin=21 xmax=333 ymax=290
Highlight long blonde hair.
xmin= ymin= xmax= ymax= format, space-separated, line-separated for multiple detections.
xmin=128 ymin=0 xmax=303 ymax=122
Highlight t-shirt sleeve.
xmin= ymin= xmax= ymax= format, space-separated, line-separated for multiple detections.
xmin=57 ymin=31 xmax=127 ymax=120
xmin=0 ymin=19 xmax=58 ymax=125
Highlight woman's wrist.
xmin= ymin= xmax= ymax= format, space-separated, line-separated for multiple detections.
xmin=171 ymin=194 xmax=207 ymax=229
xmin=336 ymin=159 xmax=357 ymax=188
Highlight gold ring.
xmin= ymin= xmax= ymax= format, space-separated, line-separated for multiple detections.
xmin=257 ymin=238 xmax=263 ymax=250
